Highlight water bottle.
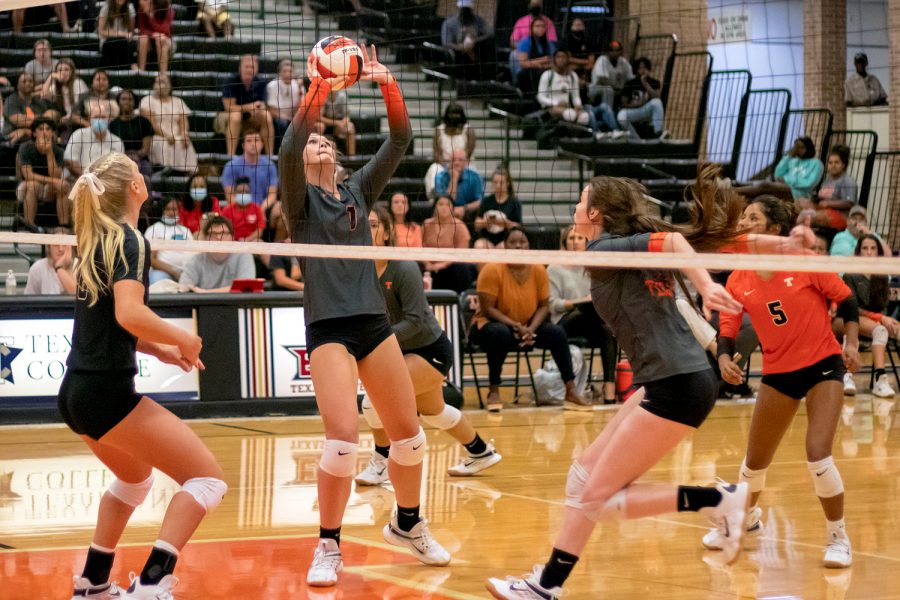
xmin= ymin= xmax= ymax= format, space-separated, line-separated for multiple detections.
xmin=5 ymin=270 xmax=16 ymax=295
xmin=423 ymin=271 xmax=433 ymax=291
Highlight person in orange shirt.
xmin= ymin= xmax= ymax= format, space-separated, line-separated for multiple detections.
xmin=705 ymin=196 xmax=860 ymax=569
xmin=220 ymin=176 xmax=266 ymax=242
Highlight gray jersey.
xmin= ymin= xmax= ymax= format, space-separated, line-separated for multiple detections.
xmin=588 ymin=232 xmax=710 ymax=383
xmin=280 ymin=79 xmax=412 ymax=324
xmin=380 ymin=260 xmax=443 ymax=350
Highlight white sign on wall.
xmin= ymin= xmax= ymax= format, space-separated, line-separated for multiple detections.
xmin=708 ymin=6 xmax=751 ymax=44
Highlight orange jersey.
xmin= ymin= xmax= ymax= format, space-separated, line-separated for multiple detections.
xmin=722 ymin=271 xmax=850 ymax=374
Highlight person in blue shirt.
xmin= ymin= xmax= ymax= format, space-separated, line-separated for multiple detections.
xmin=513 ymin=17 xmax=556 ymax=94
xmin=434 ymin=149 xmax=484 ymax=219
xmin=221 ymin=127 xmax=279 ymax=211
xmin=221 ymin=54 xmax=274 ymax=156
xmin=775 ymin=137 xmax=825 ymax=200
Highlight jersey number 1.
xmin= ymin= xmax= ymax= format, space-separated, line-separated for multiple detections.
xmin=767 ymin=300 xmax=788 ymax=326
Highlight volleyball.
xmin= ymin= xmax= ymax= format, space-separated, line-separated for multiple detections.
xmin=310 ymin=36 xmax=363 ymax=90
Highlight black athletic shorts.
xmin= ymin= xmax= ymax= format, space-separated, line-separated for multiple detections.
xmin=306 ymin=313 xmax=394 ymax=360
xmin=58 ymin=369 xmax=142 ymax=440
xmin=405 ymin=333 xmax=454 ymax=377
xmin=639 ymin=368 xmax=718 ymax=428
xmin=760 ymin=354 xmax=845 ymax=400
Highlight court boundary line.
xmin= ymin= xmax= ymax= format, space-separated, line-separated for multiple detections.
xmin=343 ymin=565 xmax=483 ymax=600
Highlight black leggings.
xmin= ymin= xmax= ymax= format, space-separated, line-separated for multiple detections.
xmin=470 ymin=321 xmax=575 ymax=386
xmin=558 ymin=306 xmax=618 ymax=383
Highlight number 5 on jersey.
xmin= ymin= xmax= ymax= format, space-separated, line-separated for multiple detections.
xmin=767 ymin=300 xmax=788 ymax=325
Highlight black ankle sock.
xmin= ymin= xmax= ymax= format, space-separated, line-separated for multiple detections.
xmin=319 ymin=526 xmax=341 ymax=546
xmin=540 ymin=548 xmax=579 ymax=589
xmin=396 ymin=505 xmax=421 ymax=532
xmin=464 ymin=433 xmax=488 ymax=456
xmin=676 ymin=485 xmax=723 ymax=512
xmin=81 ymin=546 xmax=114 ymax=586
xmin=375 ymin=444 xmax=390 ymax=459
xmin=139 ymin=547 xmax=177 ymax=586
xmin=875 ymin=368 xmax=886 ymax=380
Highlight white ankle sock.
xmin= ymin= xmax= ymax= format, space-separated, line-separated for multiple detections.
xmin=89 ymin=542 xmax=115 ymax=554
xmin=153 ymin=539 xmax=180 ymax=557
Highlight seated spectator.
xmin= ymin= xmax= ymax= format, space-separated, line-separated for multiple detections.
xmin=3 ymin=72 xmax=49 ymax=146
xmin=18 ymin=118 xmax=69 ymax=230
xmin=423 ymin=195 xmax=477 ymax=293
xmin=268 ymin=241 xmax=304 ymax=291
xmin=24 ymin=227 xmax=76 ymax=294
xmin=179 ymin=215 xmax=255 ymax=292
xmin=775 ymin=136 xmax=824 ymax=201
xmin=811 ymin=229 xmax=832 ymax=256
xmin=830 ymin=205 xmax=891 ymax=257
xmin=25 ymin=39 xmax=58 ymax=88
xmin=110 ymin=89 xmax=153 ymax=178
xmin=514 ymin=17 xmax=555 ymax=94
xmin=617 ymin=56 xmax=665 ymax=139
xmin=441 ymin=0 xmax=495 ymax=82
xmin=39 ymin=58 xmax=89 ymax=140
xmin=537 ymin=50 xmax=590 ymax=126
xmin=64 ymin=102 xmax=124 ymax=178
xmin=12 ymin=4 xmax=72 ymax=33
xmin=470 ymin=227 xmax=588 ymax=411
xmin=510 ymin=0 xmax=557 ymax=53
xmin=221 ymin=54 xmax=274 ymax=156
xmin=266 ymin=59 xmax=304 ymax=154
xmin=145 ymin=197 xmax=194 ymax=283
xmin=196 ymin=0 xmax=234 ymax=39
xmin=98 ymin=0 xmax=137 ymax=70
xmin=140 ymin=73 xmax=199 ymax=173
xmin=547 ymin=225 xmax=617 ymax=403
xmin=137 ymin=0 xmax=174 ymax=73
xmin=76 ymin=70 xmax=121 ymax=129
xmin=845 ymin=52 xmax=887 ymax=107
xmin=474 ymin=165 xmax=521 ymax=248
xmin=389 ymin=192 xmax=423 ymax=248
xmin=559 ymin=18 xmax=594 ymax=91
xmin=435 ymin=149 xmax=484 ymax=218
xmin=426 ymin=103 xmax=476 ymax=197
xmin=180 ymin=172 xmax=222 ymax=236
xmin=221 ymin=127 xmax=279 ymax=210
xmin=802 ymin=144 xmax=858 ymax=230
xmin=316 ymin=88 xmax=356 ymax=156
xmin=220 ymin=176 xmax=266 ymax=242
xmin=837 ymin=233 xmax=897 ymax=398
xmin=589 ymin=41 xmax=632 ymax=106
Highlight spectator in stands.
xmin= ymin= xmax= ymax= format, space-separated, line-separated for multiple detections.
xmin=3 ymin=72 xmax=49 ymax=146
xmin=617 ymin=56 xmax=665 ymax=139
xmin=423 ymin=194 xmax=477 ymax=293
xmin=39 ymin=58 xmax=88 ymax=139
xmin=537 ymin=50 xmax=590 ymax=127
xmin=222 ymin=54 xmax=275 ymax=156
xmin=559 ymin=18 xmax=594 ymax=91
xmin=140 ymin=73 xmax=199 ymax=173
xmin=440 ymin=0 xmax=495 ymax=82
xmin=98 ymin=0 xmax=138 ymax=70
xmin=548 ymin=224 xmax=617 ymax=403
xmin=845 ymin=52 xmax=887 ymax=107
xmin=266 ymin=59 xmax=304 ymax=154
xmin=470 ymin=227 xmax=588 ymax=411
xmin=25 ymin=39 xmax=58 ymax=88
xmin=180 ymin=172 xmax=222 ymax=236
xmin=196 ymin=0 xmax=234 ymax=39
xmin=812 ymin=229 xmax=832 ymax=256
xmin=831 ymin=205 xmax=892 ymax=257
xmin=144 ymin=197 xmax=194 ymax=283
xmin=315 ymin=88 xmax=357 ymax=156
xmin=774 ymin=136 xmax=824 ymax=201
xmin=799 ymin=144 xmax=858 ymax=230
xmin=12 ymin=5 xmax=72 ymax=34
xmin=268 ymin=240 xmax=304 ymax=291
xmin=24 ymin=227 xmax=76 ymax=294
xmin=510 ymin=0 xmax=557 ymax=46
xmin=179 ymin=215 xmax=255 ymax=292
xmin=514 ymin=17 xmax=555 ymax=94
xmin=426 ymin=103 xmax=476 ymax=198
xmin=18 ymin=118 xmax=69 ymax=230
xmin=390 ymin=192 xmax=423 ymax=248
xmin=137 ymin=0 xmax=174 ymax=74
xmin=76 ymin=70 xmax=121 ymax=130
xmin=63 ymin=102 xmax=124 ymax=178
xmin=220 ymin=176 xmax=266 ymax=242
xmin=589 ymin=40 xmax=632 ymax=106
xmin=474 ymin=165 xmax=521 ymax=249
xmin=221 ymin=127 xmax=278 ymax=210
xmin=110 ymin=89 xmax=153 ymax=178
xmin=435 ymin=149 xmax=484 ymax=218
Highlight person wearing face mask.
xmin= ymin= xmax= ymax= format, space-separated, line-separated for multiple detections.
xmin=220 ymin=176 xmax=266 ymax=242
xmin=559 ymin=18 xmax=595 ymax=94
xmin=179 ymin=215 xmax=255 ymax=292
xmin=145 ymin=197 xmax=194 ymax=283
xmin=440 ymin=0 xmax=495 ymax=81
xmin=179 ymin=172 xmax=222 ymax=236
xmin=425 ymin=103 xmax=477 ymax=198
xmin=63 ymin=102 xmax=124 ymax=179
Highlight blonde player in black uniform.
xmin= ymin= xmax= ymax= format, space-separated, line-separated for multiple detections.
xmin=61 ymin=152 xmax=225 ymax=600
xmin=280 ymin=45 xmax=450 ymax=587
xmin=355 ymin=205 xmax=502 ymax=485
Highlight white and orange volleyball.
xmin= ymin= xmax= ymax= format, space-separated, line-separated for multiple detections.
xmin=309 ymin=36 xmax=363 ymax=90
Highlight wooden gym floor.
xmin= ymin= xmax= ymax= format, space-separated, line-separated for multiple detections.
xmin=1 ymin=393 xmax=899 ymax=599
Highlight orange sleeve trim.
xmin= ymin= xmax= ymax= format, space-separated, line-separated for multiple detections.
xmin=720 ymin=234 xmax=750 ymax=254
xmin=862 ymin=309 xmax=883 ymax=322
xmin=648 ymin=232 xmax=669 ymax=253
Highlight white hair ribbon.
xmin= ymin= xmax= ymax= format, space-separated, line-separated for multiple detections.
xmin=68 ymin=172 xmax=106 ymax=208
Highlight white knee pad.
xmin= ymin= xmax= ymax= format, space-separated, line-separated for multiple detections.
xmin=563 ymin=461 xmax=588 ymax=510
xmin=361 ymin=394 xmax=383 ymax=429
xmin=562 ymin=107 xmax=576 ymax=122
xmin=576 ymin=111 xmax=590 ymax=126
xmin=420 ymin=404 xmax=462 ymax=430
xmin=181 ymin=477 xmax=227 ymax=513
xmin=319 ymin=439 xmax=359 ymax=478
xmin=873 ymin=324 xmax=889 ymax=346
xmin=808 ymin=456 xmax=844 ymax=498
xmin=389 ymin=427 xmax=426 ymax=466
xmin=108 ymin=473 xmax=154 ymax=507
xmin=739 ymin=460 xmax=768 ymax=494
xmin=581 ymin=489 xmax=627 ymax=523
